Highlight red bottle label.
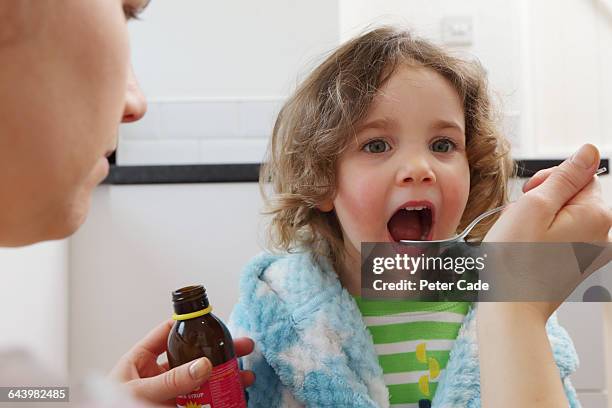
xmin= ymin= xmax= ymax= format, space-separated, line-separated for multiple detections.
xmin=176 ymin=357 xmax=246 ymax=408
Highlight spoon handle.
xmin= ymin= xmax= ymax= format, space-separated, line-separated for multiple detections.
xmin=457 ymin=205 xmax=507 ymax=240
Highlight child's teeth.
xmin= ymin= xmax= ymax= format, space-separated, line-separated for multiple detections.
xmin=404 ymin=205 xmax=425 ymax=211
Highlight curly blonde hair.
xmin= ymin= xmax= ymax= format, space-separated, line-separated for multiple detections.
xmin=260 ymin=26 xmax=514 ymax=269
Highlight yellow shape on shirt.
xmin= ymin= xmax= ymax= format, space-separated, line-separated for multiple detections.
xmin=429 ymin=356 xmax=441 ymax=379
xmin=416 ymin=343 xmax=427 ymax=363
xmin=419 ymin=374 xmax=431 ymax=396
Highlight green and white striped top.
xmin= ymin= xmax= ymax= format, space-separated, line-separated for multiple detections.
xmin=355 ymin=299 xmax=470 ymax=408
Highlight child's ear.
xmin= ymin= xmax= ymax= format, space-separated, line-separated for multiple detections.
xmin=317 ymin=199 xmax=334 ymax=212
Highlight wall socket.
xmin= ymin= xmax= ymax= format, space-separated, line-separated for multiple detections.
xmin=441 ymin=16 xmax=474 ymax=46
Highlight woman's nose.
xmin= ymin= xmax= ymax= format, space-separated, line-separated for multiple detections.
xmin=122 ymin=64 xmax=147 ymax=123
xmin=395 ymin=157 xmax=436 ymax=185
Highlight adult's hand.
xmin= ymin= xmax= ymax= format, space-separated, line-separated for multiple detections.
xmin=110 ymin=319 xmax=255 ymax=407
xmin=485 ymin=143 xmax=611 ymax=244
xmin=484 ymin=143 xmax=611 ymax=318
xmin=479 ymin=144 xmax=611 ymax=408
xmin=522 ymin=155 xmax=612 ymax=242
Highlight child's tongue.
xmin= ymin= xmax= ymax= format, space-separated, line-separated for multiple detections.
xmin=388 ymin=210 xmax=422 ymax=241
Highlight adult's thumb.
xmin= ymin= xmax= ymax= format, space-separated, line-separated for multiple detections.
xmin=529 ymin=143 xmax=600 ymax=213
xmin=129 ymin=357 xmax=212 ymax=403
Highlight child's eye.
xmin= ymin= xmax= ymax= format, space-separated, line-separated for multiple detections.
xmin=362 ymin=139 xmax=391 ymax=154
xmin=430 ymin=138 xmax=456 ymax=153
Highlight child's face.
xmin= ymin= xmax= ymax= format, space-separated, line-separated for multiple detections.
xmin=329 ymin=65 xmax=470 ymax=263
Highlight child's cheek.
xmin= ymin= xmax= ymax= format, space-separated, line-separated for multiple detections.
xmin=440 ymin=172 xmax=470 ymax=232
xmin=338 ymin=180 xmax=380 ymax=219
xmin=335 ymin=172 xmax=386 ymax=239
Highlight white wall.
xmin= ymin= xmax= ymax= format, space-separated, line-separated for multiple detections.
xmin=339 ymin=0 xmax=523 ymax=109
xmin=69 ymin=185 xmax=264 ymax=378
xmin=117 ymin=98 xmax=283 ymax=165
xmin=119 ymin=0 xmax=340 ymax=166
xmin=0 ymin=241 xmax=68 ymax=376
xmin=529 ymin=0 xmax=612 ymax=157
xmin=128 ymin=0 xmax=340 ymax=99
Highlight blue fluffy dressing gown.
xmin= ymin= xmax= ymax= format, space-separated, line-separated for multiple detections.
xmin=229 ymin=252 xmax=581 ymax=408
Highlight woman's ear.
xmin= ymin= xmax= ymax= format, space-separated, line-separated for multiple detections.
xmin=317 ymin=199 xmax=334 ymax=212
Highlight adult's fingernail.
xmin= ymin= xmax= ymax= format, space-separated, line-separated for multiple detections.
xmin=571 ymin=144 xmax=596 ymax=169
xmin=189 ymin=358 xmax=211 ymax=380
xmin=521 ymin=180 xmax=529 ymax=192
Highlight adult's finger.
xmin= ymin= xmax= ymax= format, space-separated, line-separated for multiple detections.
xmin=523 ymin=165 xmax=605 ymax=194
xmin=157 ymin=337 xmax=254 ymax=381
xmin=234 ymin=337 xmax=255 ymax=358
xmin=565 ymin=176 xmax=603 ymax=205
xmin=525 ymin=144 xmax=600 ymax=221
xmin=127 ymin=357 xmax=212 ymax=403
xmin=159 ymin=361 xmax=256 ymax=388
xmin=130 ymin=319 xmax=174 ymax=357
xmin=241 ymin=370 xmax=256 ymax=388
xmin=522 ymin=167 xmax=556 ymax=193
xmin=548 ymin=180 xmax=610 ymax=242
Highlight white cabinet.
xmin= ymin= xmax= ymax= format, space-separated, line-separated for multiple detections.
xmin=558 ymin=303 xmax=609 ymax=408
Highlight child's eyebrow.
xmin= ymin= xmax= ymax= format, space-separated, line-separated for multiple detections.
xmin=356 ymin=117 xmax=396 ymax=133
xmin=431 ymin=119 xmax=465 ymax=134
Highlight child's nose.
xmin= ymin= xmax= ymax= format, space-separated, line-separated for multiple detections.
xmin=395 ymin=159 xmax=436 ymax=186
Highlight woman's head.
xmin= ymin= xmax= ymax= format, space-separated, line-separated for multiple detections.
xmin=0 ymin=0 xmax=148 ymax=246
xmin=262 ymin=26 xmax=513 ymax=268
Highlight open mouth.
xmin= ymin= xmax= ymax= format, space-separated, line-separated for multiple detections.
xmin=387 ymin=203 xmax=434 ymax=241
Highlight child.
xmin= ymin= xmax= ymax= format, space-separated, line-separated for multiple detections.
xmin=230 ymin=27 xmax=579 ymax=407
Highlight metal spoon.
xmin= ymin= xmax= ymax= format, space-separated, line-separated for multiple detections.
xmin=399 ymin=166 xmax=607 ymax=245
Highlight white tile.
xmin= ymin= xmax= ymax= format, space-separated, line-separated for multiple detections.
xmin=117 ymin=139 xmax=200 ymax=165
xmin=160 ymin=101 xmax=240 ymax=139
xmin=199 ymin=138 xmax=268 ymax=164
xmin=117 ymin=138 xmax=269 ymax=165
xmin=119 ymin=102 xmax=162 ymax=139
xmin=237 ymin=100 xmax=283 ymax=138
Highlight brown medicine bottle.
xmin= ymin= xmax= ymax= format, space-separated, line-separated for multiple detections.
xmin=167 ymin=285 xmax=246 ymax=408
